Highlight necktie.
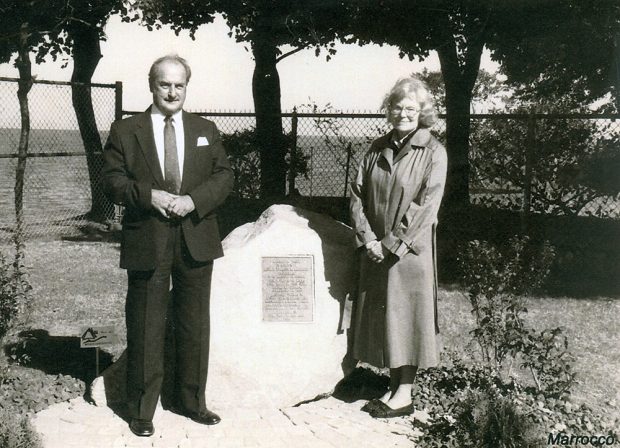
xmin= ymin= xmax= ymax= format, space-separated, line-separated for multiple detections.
xmin=164 ymin=116 xmax=181 ymax=194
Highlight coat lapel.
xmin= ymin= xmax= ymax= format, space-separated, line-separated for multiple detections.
xmin=393 ymin=128 xmax=432 ymax=164
xmin=135 ymin=110 xmax=165 ymax=188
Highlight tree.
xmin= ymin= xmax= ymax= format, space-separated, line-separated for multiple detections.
xmin=40 ymin=1 xmax=122 ymax=222
xmin=67 ymin=2 xmax=121 ymax=222
xmin=134 ymin=0 xmax=341 ymax=199
xmin=342 ymin=0 xmax=619 ymax=214
xmin=1 ymin=1 xmax=123 ymax=224
xmin=0 ymin=1 xmax=76 ymax=255
xmin=421 ymin=69 xmax=620 ymax=218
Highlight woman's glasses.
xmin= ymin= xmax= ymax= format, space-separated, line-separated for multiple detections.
xmin=389 ymin=106 xmax=420 ymax=116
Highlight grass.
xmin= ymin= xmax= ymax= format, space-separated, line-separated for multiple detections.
xmin=1 ymin=239 xmax=619 ymax=423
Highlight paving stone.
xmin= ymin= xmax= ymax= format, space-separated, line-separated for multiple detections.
xmin=158 ymin=426 xmax=188 ymax=440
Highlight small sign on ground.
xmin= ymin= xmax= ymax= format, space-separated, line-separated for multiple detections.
xmin=80 ymin=326 xmax=119 ymax=348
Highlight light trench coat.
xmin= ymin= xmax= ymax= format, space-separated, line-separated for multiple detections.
xmin=349 ymin=128 xmax=447 ymax=369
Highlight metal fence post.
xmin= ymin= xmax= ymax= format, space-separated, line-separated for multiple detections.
xmin=522 ymin=111 xmax=536 ymax=231
xmin=289 ymin=106 xmax=298 ymax=195
xmin=113 ymin=81 xmax=124 ymax=225
xmin=114 ymin=81 xmax=123 ymax=121
xmin=343 ymin=142 xmax=352 ymax=198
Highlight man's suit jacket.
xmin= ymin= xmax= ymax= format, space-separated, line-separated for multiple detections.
xmin=102 ymin=109 xmax=234 ymax=270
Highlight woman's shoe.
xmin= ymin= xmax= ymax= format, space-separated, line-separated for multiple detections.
xmin=369 ymin=401 xmax=414 ymax=418
xmin=361 ymin=398 xmax=383 ymax=413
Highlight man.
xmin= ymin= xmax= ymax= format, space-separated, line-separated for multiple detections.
xmin=102 ymin=54 xmax=233 ymax=437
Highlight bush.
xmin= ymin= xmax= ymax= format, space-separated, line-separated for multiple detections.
xmin=0 ymin=367 xmax=42 ymax=448
xmin=0 ymin=409 xmax=41 ymax=448
xmin=222 ymin=128 xmax=309 ymax=199
xmin=411 ymin=235 xmax=617 ymax=446
xmin=457 ymin=235 xmax=575 ymax=397
xmin=457 ymin=389 xmax=540 ymax=448
xmin=412 ymin=354 xmax=619 ymax=448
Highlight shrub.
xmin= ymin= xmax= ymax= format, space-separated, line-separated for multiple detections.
xmin=0 ymin=367 xmax=43 ymax=448
xmin=459 ymin=389 xmax=540 ymax=448
xmin=222 ymin=128 xmax=309 ymax=199
xmin=0 ymin=409 xmax=42 ymax=448
xmin=457 ymin=235 xmax=575 ymax=397
xmin=411 ymin=235 xmax=616 ymax=446
xmin=412 ymin=354 xmax=619 ymax=448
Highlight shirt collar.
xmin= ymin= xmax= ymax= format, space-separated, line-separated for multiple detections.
xmin=150 ymin=104 xmax=183 ymax=122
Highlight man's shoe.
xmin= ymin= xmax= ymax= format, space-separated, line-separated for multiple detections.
xmin=173 ymin=407 xmax=221 ymax=425
xmin=129 ymin=419 xmax=154 ymax=437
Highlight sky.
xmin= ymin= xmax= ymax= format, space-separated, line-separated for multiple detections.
xmin=0 ymin=14 xmax=498 ymax=114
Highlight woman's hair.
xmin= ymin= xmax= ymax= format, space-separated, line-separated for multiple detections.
xmin=148 ymin=54 xmax=192 ymax=88
xmin=381 ymin=76 xmax=437 ymax=128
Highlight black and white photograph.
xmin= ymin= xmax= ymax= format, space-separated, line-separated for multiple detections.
xmin=0 ymin=1 xmax=618 ymax=447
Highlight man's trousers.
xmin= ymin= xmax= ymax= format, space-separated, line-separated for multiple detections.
xmin=125 ymin=223 xmax=213 ymax=421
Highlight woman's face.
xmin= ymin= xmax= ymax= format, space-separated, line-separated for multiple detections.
xmin=388 ymin=96 xmax=421 ymax=136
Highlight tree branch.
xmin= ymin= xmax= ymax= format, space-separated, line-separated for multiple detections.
xmin=275 ymin=44 xmax=308 ymax=63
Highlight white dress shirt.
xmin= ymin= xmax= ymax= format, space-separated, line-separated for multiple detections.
xmin=150 ymin=105 xmax=185 ymax=182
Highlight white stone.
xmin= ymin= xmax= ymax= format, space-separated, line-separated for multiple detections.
xmin=207 ymin=204 xmax=357 ymax=408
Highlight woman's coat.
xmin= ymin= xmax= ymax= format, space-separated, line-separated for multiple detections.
xmin=349 ymin=127 xmax=447 ymax=368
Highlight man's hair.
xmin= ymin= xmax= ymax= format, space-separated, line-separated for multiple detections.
xmin=148 ymin=54 xmax=192 ymax=88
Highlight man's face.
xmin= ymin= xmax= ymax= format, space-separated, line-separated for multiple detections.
xmin=150 ymin=60 xmax=188 ymax=115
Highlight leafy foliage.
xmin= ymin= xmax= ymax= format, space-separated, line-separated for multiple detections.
xmin=342 ymin=1 xmax=618 ymax=211
xmin=0 ymin=363 xmax=84 ymax=448
xmin=222 ymin=128 xmax=309 ymax=199
xmin=473 ymin=115 xmax=620 ymax=217
xmin=0 ymin=0 xmax=120 ymax=65
xmin=0 ymin=367 xmax=84 ymax=416
xmin=0 ymin=406 xmax=41 ymax=448
xmin=411 ymin=354 xmax=619 ymax=448
xmin=406 ymin=236 xmax=611 ymax=445
xmin=457 ymin=236 xmax=576 ymax=397
xmin=419 ymin=68 xmax=620 ymax=217
xmin=343 ymin=1 xmax=618 ymax=108
xmin=134 ymin=0 xmax=341 ymax=57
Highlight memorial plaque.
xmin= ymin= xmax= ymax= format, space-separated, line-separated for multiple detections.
xmin=262 ymin=256 xmax=314 ymax=322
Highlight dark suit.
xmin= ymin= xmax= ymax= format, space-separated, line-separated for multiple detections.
xmin=102 ymin=109 xmax=233 ymax=420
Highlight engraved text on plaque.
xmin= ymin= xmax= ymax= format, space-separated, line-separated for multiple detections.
xmin=262 ymin=256 xmax=314 ymax=322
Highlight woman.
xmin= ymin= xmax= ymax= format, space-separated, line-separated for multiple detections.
xmin=350 ymin=77 xmax=447 ymax=418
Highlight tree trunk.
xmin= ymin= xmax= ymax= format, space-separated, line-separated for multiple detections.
xmin=251 ymin=26 xmax=287 ymax=200
xmin=70 ymin=24 xmax=114 ymax=222
xmin=437 ymin=38 xmax=484 ymax=217
xmin=15 ymin=23 xmax=33 ymax=259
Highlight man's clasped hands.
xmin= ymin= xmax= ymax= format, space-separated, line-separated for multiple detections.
xmin=151 ymin=189 xmax=196 ymax=219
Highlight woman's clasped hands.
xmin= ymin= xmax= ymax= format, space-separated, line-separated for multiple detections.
xmin=365 ymin=240 xmax=388 ymax=263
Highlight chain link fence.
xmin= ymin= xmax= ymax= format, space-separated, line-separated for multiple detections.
xmin=1 ymin=80 xmax=618 ymax=242
xmin=197 ymin=110 xmax=619 ymax=219
xmin=1 ymin=78 xmax=118 ymax=241
xmin=467 ymin=114 xmax=620 ymax=219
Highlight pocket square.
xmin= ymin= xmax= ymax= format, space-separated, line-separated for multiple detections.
xmin=196 ymin=136 xmax=209 ymax=146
